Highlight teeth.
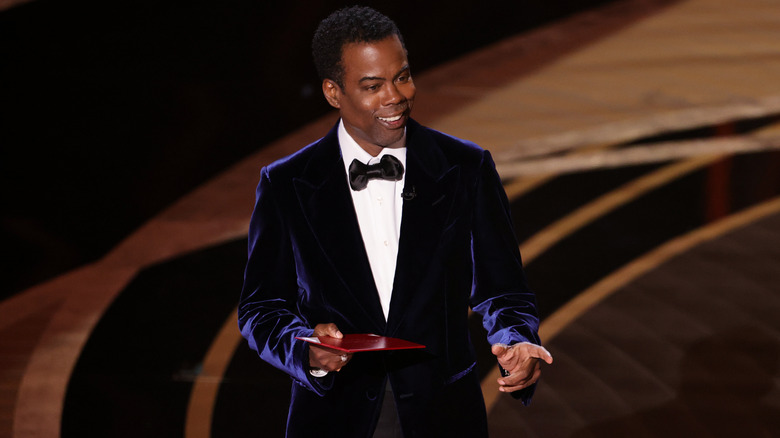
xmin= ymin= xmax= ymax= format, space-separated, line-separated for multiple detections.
xmin=378 ymin=114 xmax=402 ymax=122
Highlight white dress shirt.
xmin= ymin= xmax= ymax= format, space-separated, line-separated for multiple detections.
xmin=339 ymin=120 xmax=406 ymax=320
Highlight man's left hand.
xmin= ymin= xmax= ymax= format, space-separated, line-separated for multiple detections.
xmin=492 ymin=342 xmax=553 ymax=393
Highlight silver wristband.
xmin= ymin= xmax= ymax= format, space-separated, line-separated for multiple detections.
xmin=309 ymin=367 xmax=328 ymax=378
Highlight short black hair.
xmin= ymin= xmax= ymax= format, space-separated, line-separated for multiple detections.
xmin=312 ymin=6 xmax=405 ymax=88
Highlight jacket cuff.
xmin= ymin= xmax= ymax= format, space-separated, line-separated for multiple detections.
xmin=511 ymin=382 xmax=537 ymax=405
xmin=292 ymin=333 xmax=335 ymax=396
xmin=305 ymin=367 xmax=336 ymax=394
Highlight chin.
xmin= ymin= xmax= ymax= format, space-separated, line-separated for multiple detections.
xmin=382 ymin=132 xmax=407 ymax=147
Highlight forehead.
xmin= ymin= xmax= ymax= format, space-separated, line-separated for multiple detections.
xmin=340 ymin=35 xmax=408 ymax=79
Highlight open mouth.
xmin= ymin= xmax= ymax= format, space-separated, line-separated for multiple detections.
xmin=377 ymin=114 xmax=403 ymax=123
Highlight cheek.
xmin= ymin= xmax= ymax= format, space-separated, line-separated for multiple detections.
xmin=344 ymin=96 xmax=375 ymax=117
xmin=360 ymin=95 xmax=380 ymax=112
xmin=403 ymin=84 xmax=417 ymax=101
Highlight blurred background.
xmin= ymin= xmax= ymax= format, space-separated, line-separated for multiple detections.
xmin=2 ymin=0 xmax=780 ymax=436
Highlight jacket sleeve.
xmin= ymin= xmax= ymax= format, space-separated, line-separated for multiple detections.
xmin=468 ymin=150 xmax=541 ymax=404
xmin=238 ymin=167 xmax=333 ymax=395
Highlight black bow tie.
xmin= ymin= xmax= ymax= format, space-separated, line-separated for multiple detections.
xmin=348 ymin=155 xmax=404 ymax=191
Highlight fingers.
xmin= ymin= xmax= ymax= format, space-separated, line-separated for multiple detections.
xmin=309 ymin=345 xmax=353 ymax=372
xmin=498 ymin=363 xmax=542 ymax=392
xmin=526 ymin=344 xmax=554 ymax=364
xmin=334 ymin=352 xmax=353 ymax=372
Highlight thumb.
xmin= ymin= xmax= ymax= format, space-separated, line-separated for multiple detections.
xmin=325 ymin=323 xmax=343 ymax=339
xmin=491 ymin=343 xmax=510 ymax=358
xmin=313 ymin=323 xmax=344 ymax=338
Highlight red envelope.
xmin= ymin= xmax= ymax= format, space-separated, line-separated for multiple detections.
xmin=296 ymin=333 xmax=425 ymax=352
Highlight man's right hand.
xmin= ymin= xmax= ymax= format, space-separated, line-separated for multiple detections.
xmin=308 ymin=323 xmax=353 ymax=372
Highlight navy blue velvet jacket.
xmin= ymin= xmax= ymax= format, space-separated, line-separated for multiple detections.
xmin=239 ymin=119 xmax=540 ymax=437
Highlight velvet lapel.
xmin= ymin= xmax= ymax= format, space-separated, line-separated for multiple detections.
xmin=292 ymin=127 xmax=386 ymax=333
xmin=387 ymin=121 xmax=461 ymax=335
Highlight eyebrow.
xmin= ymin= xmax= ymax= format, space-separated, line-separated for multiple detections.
xmin=358 ymin=64 xmax=410 ymax=83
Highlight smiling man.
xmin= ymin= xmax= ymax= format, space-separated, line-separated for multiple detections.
xmin=239 ymin=6 xmax=551 ymax=438
xmin=321 ymin=34 xmax=414 ymax=155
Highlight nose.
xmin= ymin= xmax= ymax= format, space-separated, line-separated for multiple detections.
xmin=382 ymin=83 xmax=404 ymax=106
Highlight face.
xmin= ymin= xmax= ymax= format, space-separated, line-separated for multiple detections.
xmin=323 ymin=35 xmax=416 ymax=156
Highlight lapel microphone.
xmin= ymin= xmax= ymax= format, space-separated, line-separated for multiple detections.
xmin=401 ymin=186 xmax=416 ymax=201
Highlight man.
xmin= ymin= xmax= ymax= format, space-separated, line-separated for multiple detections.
xmin=239 ymin=6 xmax=552 ymax=437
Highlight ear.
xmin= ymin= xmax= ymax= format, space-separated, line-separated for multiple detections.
xmin=322 ymin=79 xmax=341 ymax=109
